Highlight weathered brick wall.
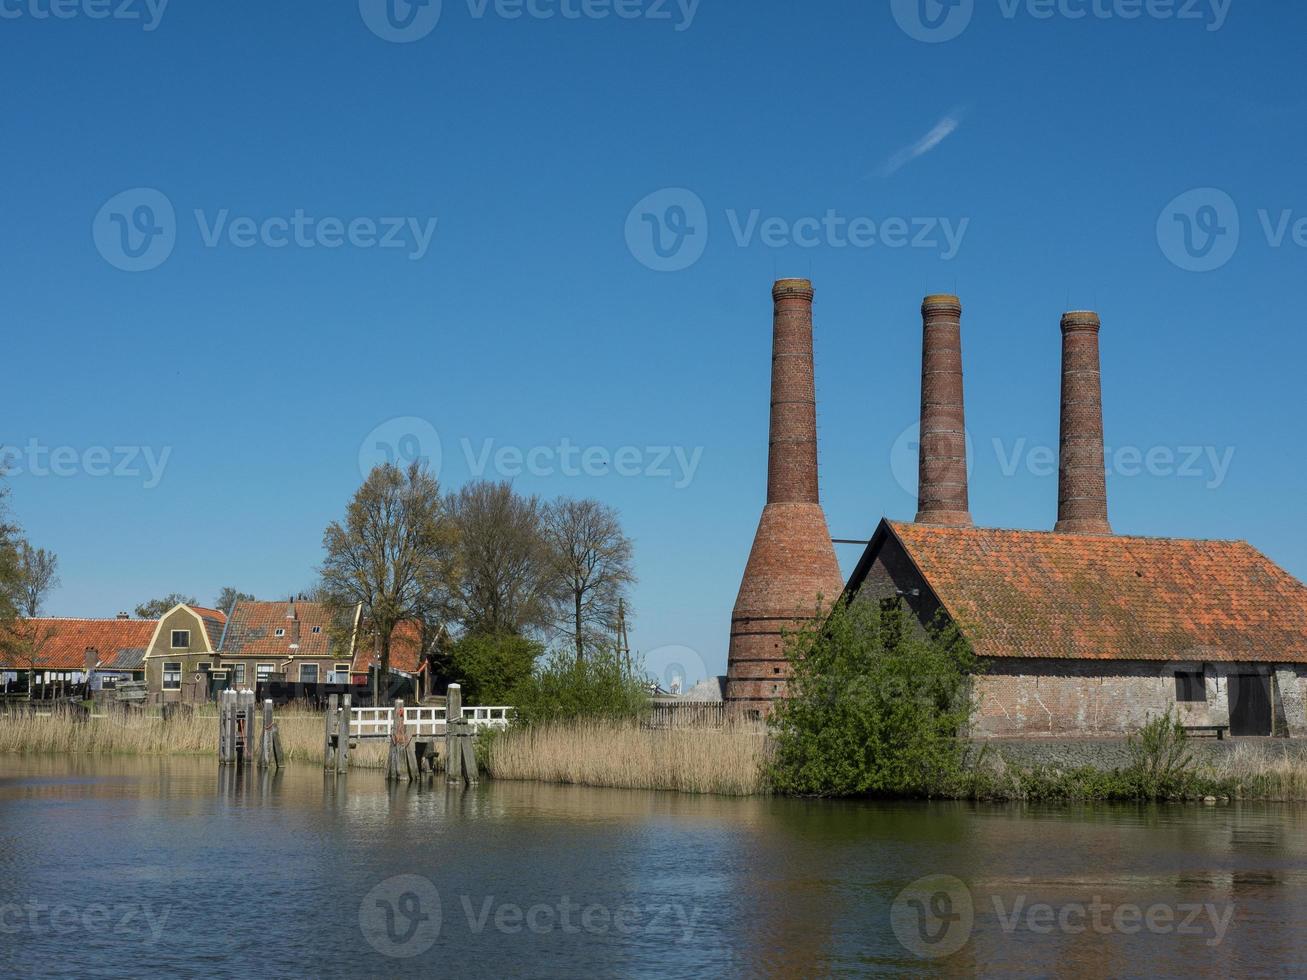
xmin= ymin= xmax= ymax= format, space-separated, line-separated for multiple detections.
xmin=972 ymin=661 xmax=1307 ymax=737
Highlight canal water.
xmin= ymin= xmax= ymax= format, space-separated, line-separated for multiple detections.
xmin=0 ymin=756 xmax=1304 ymax=978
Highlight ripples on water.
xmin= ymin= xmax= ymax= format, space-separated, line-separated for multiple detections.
xmin=0 ymin=756 xmax=1303 ymax=978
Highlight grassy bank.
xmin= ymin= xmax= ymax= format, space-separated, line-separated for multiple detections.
xmin=483 ymin=720 xmax=770 ymax=796
xmin=0 ymin=709 xmax=390 ymax=769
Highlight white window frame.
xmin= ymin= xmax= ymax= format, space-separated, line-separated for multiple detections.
xmin=170 ymin=630 xmax=190 ymax=649
xmin=334 ymin=663 xmax=352 ymax=674
xmin=275 ymin=628 xmax=286 ymax=637
xmin=229 ymin=663 xmax=246 ymax=685
xmin=299 ymin=663 xmax=319 ymax=684
xmin=163 ymin=662 xmax=182 ymax=690
xmin=312 ymin=626 xmax=323 ymax=634
xmin=256 ymin=663 xmax=275 ymax=683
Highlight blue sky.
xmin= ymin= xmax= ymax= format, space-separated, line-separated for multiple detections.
xmin=4 ymin=0 xmax=1306 ymax=683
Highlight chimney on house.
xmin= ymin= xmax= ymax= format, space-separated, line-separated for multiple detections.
xmin=116 ymin=612 xmax=130 ymax=620
xmin=1056 ymin=311 xmax=1112 ymax=534
xmin=286 ymin=597 xmax=300 ymax=651
xmin=84 ymin=647 xmax=98 ymax=679
xmin=915 ymin=295 xmax=973 ymax=527
xmin=725 ymin=279 xmax=844 ymax=717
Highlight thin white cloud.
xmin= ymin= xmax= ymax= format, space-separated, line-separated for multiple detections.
xmin=877 ymin=108 xmax=965 ymax=177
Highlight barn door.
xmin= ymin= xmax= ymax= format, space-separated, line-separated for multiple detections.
xmin=1229 ymin=673 xmax=1272 ymax=736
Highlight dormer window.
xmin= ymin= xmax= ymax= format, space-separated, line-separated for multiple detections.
xmin=275 ymin=628 xmax=286 ymax=637
xmin=312 ymin=626 xmax=322 ymax=634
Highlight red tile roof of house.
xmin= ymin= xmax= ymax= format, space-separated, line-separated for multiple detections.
xmin=218 ymin=600 xmax=351 ymax=659
xmin=0 ymin=618 xmax=158 ymax=670
xmin=351 ymin=620 xmax=425 ymax=675
xmin=872 ymin=520 xmax=1307 ymax=664
xmin=188 ymin=606 xmax=228 ymax=648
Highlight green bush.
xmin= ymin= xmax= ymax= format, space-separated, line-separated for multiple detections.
xmin=449 ymin=632 xmax=543 ymax=705
xmin=508 ymin=646 xmax=648 ymax=726
xmin=769 ymin=598 xmax=978 ymax=797
xmin=1126 ymin=709 xmax=1199 ymax=799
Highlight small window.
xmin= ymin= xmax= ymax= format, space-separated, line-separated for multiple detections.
xmin=170 ymin=630 xmax=190 ymax=649
xmin=312 ymin=626 xmax=322 ymax=634
xmin=300 ymin=663 xmax=319 ymax=684
xmin=1176 ymin=671 xmax=1207 ymax=703
xmin=197 ymin=662 xmax=212 ymax=674
xmin=163 ymin=663 xmax=182 ymax=690
xmin=256 ymin=663 xmax=275 ymax=682
xmin=334 ymin=663 xmax=351 ymax=674
xmin=275 ymin=628 xmax=286 ymax=637
xmin=228 ymin=664 xmax=246 ymax=685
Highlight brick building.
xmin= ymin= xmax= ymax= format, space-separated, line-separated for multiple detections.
xmin=725 ymin=284 xmax=1307 ymax=736
xmin=843 ymin=296 xmax=1307 ymax=737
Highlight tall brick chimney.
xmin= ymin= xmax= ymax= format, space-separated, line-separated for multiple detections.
xmin=1056 ymin=311 xmax=1112 ymax=534
xmin=915 ymin=295 xmax=972 ymax=526
xmin=725 ymin=279 xmax=844 ymax=717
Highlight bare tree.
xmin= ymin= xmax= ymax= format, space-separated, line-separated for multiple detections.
xmin=319 ymin=462 xmax=458 ymax=702
xmin=16 ymin=542 xmax=60 ymax=618
xmin=542 ymin=498 xmax=635 ymax=664
xmin=449 ymin=481 xmax=556 ymax=637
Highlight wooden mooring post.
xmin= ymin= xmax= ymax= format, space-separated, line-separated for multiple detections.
xmin=386 ymin=698 xmax=418 ymax=781
xmin=218 ymin=690 xmax=258 ymax=767
xmin=322 ymin=694 xmax=352 ymax=775
xmin=258 ymin=698 xmax=283 ymax=769
xmin=444 ymin=683 xmax=479 ymax=786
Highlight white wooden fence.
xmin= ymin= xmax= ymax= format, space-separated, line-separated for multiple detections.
xmin=350 ymin=704 xmax=513 ymax=739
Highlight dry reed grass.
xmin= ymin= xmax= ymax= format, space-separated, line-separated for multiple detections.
xmin=1202 ymin=744 xmax=1307 ymax=802
xmin=484 ymin=719 xmax=772 ymax=796
xmin=0 ymin=709 xmax=391 ymax=769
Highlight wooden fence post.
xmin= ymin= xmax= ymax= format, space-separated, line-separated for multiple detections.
xmin=239 ymin=690 xmax=255 ymax=765
xmin=224 ymin=690 xmax=238 ymax=766
xmin=259 ymin=699 xmax=274 ymax=769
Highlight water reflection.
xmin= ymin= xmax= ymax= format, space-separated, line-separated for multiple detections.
xmin=0 ymin=757 xmax=1305 ymax=977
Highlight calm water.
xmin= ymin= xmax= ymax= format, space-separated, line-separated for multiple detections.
xmin=1 ymin=757 xmax=1304 ymax=978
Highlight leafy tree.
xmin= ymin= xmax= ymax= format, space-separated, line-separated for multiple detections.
xmin=541 ymin=498 xmax=635 ymax=664
xmin=0 ymin=481 xmax=20 ymax=626
xmin=448 ymin=481 xmax=556 ymax=637
xmin=449 ymin=631 xmax=543 ymax=705
xmin=769 ymin=598 xmax=977 ymax=798
xmin=319 ymin=462 xmax=458 ymax=703
xmin=509 ymin=645 xmax=648 ymax=725
xmin=134 ymin=593 xmax=198 ymax=619
xmin=15 ymin=542 xmax=59 ymax=618
xmin=214 ymin=587 xmax=256 ymax=616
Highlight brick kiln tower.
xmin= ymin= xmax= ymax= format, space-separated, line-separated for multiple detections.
xmin=725 ymin=279 xmax=844 ymax=717
xmin=1055 ymin=311 xmax=1112 ymax=534
xmin=915 ymin=294 xmax=973 ymax=527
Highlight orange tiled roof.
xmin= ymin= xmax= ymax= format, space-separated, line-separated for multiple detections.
xmin=880 ymin=520 xmax=1307 ymax=663
xmin=219 ymin=600 xmax=349 ymax=659
xmin=0 ymin=618 xmax=157 ymax=670
xmin=351 ymin=620 xmax=425 ymax=675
